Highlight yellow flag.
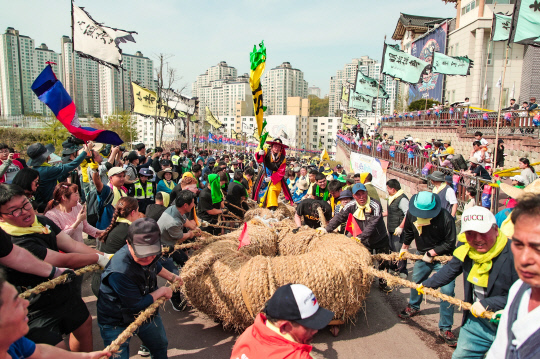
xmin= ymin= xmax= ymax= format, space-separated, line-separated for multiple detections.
xmin=205 ymin=106 xmax=224 ymax=129
xmin=250 ymin=41 xmax=267 ymax=146
xmin=321 ymin=148 xmax=330 ymax=161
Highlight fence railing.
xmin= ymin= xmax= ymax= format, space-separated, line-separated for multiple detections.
xmin=379 ymin=107 xmax=539 ymax=138
xmin=337 ymin=137 xmax=499 ymax=213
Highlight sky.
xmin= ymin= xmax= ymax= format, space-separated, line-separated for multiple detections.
xmin=2 ymin=0 xmax=456 ymax=97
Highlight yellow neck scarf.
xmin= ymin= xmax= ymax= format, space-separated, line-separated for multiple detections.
xmin=0 ymin=216 xmax=51 ymax=236
xmin=500 ymin=215 xmax=514 ymax=239
xmin=116 ymin=217 xmax=132 ymax=225
xmin=353 ymin=197 xmax=371 ymax=220
xmin=413 ymin=217 xmax=431 ymax=236
xmin=388 ymin=189 xmax=405 ymax=205
xmin=453 ymin=231 xmax=508 ymax=288
xmin=112 ymin=186 xmax=127 ymax=207
xmin=163 ymin=180 xmax=175 ymax=190
xmin=159 ymin=192 xmax=170 ymax=207
xmin=432 ymin=183 xmax=447 ymax=194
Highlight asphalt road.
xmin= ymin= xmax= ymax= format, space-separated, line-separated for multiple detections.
xmin=82 ymin=255 xmax=465 ymax=359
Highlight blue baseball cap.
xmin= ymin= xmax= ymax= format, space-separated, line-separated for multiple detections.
xmin=352 ymin=183 xmax=367 ymax=194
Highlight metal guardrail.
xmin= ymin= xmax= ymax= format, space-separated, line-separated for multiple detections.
xmin=379 ymin=107 xmax=539 ymax=138
xmin=337 ymin=137 xmax=499 ymax=213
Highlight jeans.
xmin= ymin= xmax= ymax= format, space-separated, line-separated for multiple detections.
xmin=388 ymin=233 xmax=408 ymax=275
xmin=159 ymin=256 xmax=179 ymax=275
xmin=99 ymin=314 xmax=168 ymax=359
xmin=452 ymin=313 xmax=497 ymax=359
xmin=408 ymin=258 xmax=455 ymax=331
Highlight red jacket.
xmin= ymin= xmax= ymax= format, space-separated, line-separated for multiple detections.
xmin=230 ymin=313 xmax=313 ymax=359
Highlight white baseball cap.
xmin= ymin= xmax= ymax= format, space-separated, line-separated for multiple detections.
xmin=510 ymin=175 xmax=525 ymax=183
xmin=460 ymin=206 xmax=497 ymax=234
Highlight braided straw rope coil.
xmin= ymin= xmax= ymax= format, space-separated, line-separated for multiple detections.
xmin=181 ymin=223 xmax=373 ymax=331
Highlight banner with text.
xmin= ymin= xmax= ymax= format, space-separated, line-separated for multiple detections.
xmin=349 ymin=152 xmax=389 ymax=191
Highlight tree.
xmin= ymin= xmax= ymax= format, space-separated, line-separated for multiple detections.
xmin=91 ymin=111 xmax=137 ymax=146
xmin=41 ymin=116 xmax=69 ymax=147
xmin=309 ymin=95 xmax=329 ymax=117
xmin=408 ymin=99 xmax=440 ymax=111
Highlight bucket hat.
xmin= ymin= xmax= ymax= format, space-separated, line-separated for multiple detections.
xmin=409 ymin=191 xmax=442 ymax=219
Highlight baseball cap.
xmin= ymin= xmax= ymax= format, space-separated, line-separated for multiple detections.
xmin=127 ymin=218 xmax=162 ymax=258
xmin=352 ymin=183 xmax=367 ymax=194
xmin=139 ymin=168 xmax=153 ymax=177
xmin=460 ymin=206 xmax=496 ymax=234
xmin=510 ymin=175 xmax=525 ymax=183
xmin=263 ymin=284 xmax=334 ymax=330
xmin=108 ymin=167 xmax=126 ymax=177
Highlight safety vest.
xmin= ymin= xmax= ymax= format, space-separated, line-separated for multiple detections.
xmin=133 ymin=181 xmax=154 ymax=200
xmin=171 ymin=155 xmax=180 ymax=165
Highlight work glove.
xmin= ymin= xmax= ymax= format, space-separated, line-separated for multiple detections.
xmin=316 ymin=227 xmax=327 ymax=234
xmin=221 ymin=208 xmax=228 ymax=214
xmin=97 ymin=253 xmax=114 ymax=268
xmin=422 ymin=252 xmax=434 ymax=263
xmin=201 ymin=220 xmax=210 ymax=227
xmin=398 ymin=249 xmax=408 ymax=260
xmin=393 ymin=227 xmax=403 ymax=236
xmin=470 ymin=301 xmax=486 ymax=318
xmin=416 ymin=284 xmax=425 ymax=295
xmin=264 ymin=177 xmax=271 ymax=183
xmin=258 ymin=150 xmax=265 ymax=156
xmin=53 ymin=268 xmax=76 ymax=282
xmin=292 ymin=228 xmax=300 ymax=234
xmin=490 ymin=310 xmax=503 ymax=325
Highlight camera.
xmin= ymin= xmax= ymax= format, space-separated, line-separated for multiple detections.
xmin=146 ymin=148 xmax=153 ymax=154
xmin=119 ymin=146 xmax=126 ymax=151
xmin=67 ymin=135 xmax=85 ymax=146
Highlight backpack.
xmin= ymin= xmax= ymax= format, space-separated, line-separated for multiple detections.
xmin=450 ymin=154 xmax=468 ymax=171
xmin=86 ymin=188 xmax=114 ymax=227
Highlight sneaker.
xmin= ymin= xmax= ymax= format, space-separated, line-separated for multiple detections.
xmin=170 ymin=296 xmax=187 ymax=312
xmin=398 ymin=305 xmax=420 ymax=319
xmin=439 ymin=329 xmax=458 ymax=347
xmin=138 ymin=345 xmax=150 ymax=357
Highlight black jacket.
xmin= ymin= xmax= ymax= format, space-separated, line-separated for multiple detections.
xmin=423 ymin=240 xmax=518 ymax=325
xmin=402 ymin=208 xmax=456 ymax=256
xmin=325 ymin=198 xmax=388 ymax=250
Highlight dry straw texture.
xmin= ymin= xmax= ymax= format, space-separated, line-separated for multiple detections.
xmin=181 ymin=224 xmax=373 ymax=331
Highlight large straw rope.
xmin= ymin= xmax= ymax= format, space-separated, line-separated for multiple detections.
xmin=317 ymin=206 xmax=327 ymax=227
xmin=98 ymin=281 xmax=182 ymax=359
xmin=365 ymin=267 xmax=495 ymax=320
xmin=19 ymin=264 xmax=101 ymax=299
xmin=372 ymin=252 xmax=453 ymax=263
xmin=225 ymin=201 xmax=247 ymax=213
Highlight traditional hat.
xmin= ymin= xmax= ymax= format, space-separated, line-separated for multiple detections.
xmin=500 ymin=178 xmax=540 ymax=199
xmin=266 ymin=138 xmax=289 ymax=149
xmin=158 ymin=168 xmax=179 ymax=180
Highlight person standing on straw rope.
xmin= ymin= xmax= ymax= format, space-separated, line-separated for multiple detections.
xmin=418 ymin=206 xmax=518 ymax=358
xmin=486 ymin=194 xmax=540 ymax=359
xmin=231 ymin=284 xmax=334 ymax=359
xmin=398 ymin=191 xmax=458 ymax=347
xmin=252 ymin=138 xmax=294 ymax=210
xmin=97 ymin=218 xmax=182 ymax=359
xmin=321 ymin=183 xmax=392 ymax=292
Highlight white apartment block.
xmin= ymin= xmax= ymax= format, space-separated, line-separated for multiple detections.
xmin=308 ymin=86 xmax=321 ymax=98
xmin=60 ymin=36 xmax=100 ymax=116
xmin=192 ymin=62 xmax=252 ymax=120
xmin=100 ymin=51 xmax=154 ymax=116
xmin=308 ymin=117 xmax=341 ymax=153
xmin=262 ymin=62 xmax=308 ymax=115
xmin=328 ymin=56 xmax=398 ymax=119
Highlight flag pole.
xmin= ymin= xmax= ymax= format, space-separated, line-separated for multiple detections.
xmin=481 ymin=40 xmax=492 ymax=110
xmin=493 ymin=45 xmax=509 ymax=173
xmin=374 ymin=35 xmax=386 ymax=135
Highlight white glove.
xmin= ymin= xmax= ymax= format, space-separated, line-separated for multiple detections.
xmin=201 ymin=220 xmax=210 ymax=227
xmin=97 ymin=253 xmax=114 ymax=268
xmin=470 ymin=301 xmax=486 ymax=318
xmin=393 ymin=227 xmax=403 ymax=236
xmin=264 ymin=177 xmax=271 ymax=183
xmin=422 ymin=252 xmax=434 ymax=263
xmin=258 ymin=150 xmax=265 ymax=156
xmin=316 ymin=227 xmax=327 ymax=234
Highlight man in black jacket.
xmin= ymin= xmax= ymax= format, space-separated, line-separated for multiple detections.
xmin=419 ymin=206 xmax=518 ymax=358
xmin=323 ymin=183 xmax=391 ymax=292
xmin=398 ymin=191 xmax=458 ymax=347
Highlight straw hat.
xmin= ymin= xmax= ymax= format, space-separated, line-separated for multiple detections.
xmin=158 ymin=168 xmax=179 ymax=180
xmin=500 ymin=178 xmax=540 ymax=199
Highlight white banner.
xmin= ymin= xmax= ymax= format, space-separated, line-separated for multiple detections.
xmin=349 ymin=152 xmax=389 ymax=191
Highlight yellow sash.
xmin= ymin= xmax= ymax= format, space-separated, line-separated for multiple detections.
xmin=0 ymin=216 xmax=51 ymax=236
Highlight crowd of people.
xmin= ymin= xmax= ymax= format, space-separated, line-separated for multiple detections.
xmin=0 ymin=134 xmax=539 ymax=359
